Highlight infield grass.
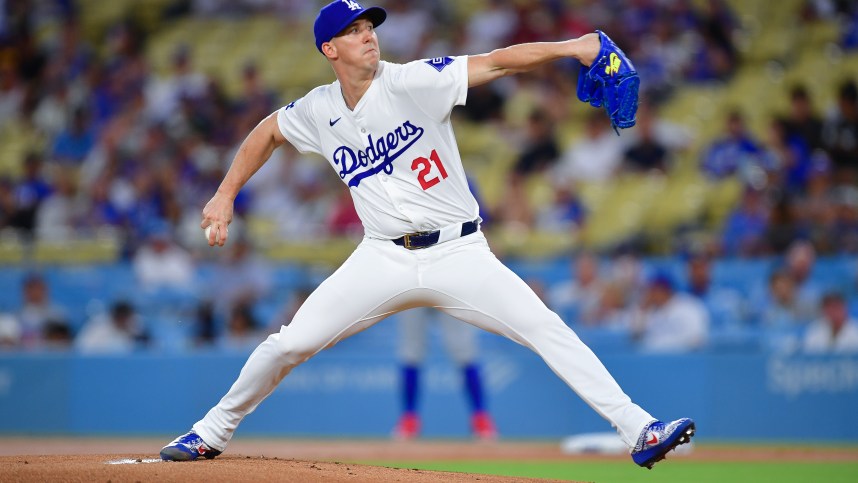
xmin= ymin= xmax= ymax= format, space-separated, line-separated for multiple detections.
xmin=363 ymin=460 xmax=858 ymax=482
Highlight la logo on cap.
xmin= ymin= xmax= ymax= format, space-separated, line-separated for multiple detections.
xmin=342 ymin=0 xmax=361 ymax=10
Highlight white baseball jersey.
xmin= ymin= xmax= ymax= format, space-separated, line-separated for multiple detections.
xmin=276 ymin=56 xmax=479 ymax=239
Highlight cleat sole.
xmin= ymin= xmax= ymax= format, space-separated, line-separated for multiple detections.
xmin=160 ymin=447 xmax=195 ymax=461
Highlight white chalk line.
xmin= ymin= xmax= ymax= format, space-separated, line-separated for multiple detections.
xmin=106 ymin=458 xmax=163 ymax=465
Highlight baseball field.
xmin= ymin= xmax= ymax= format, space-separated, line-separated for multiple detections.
xmin=1 ymin=438 xmax=856 ymax=482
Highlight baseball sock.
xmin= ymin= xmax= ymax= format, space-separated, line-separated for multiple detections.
xmin=462 ymin=363 xmax=485 ymax=413
xmin=402 ymin=365 xmax=420 ymax=413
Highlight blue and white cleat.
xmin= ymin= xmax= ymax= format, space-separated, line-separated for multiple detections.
xmin=160 ymin=430 xmax=222 ymax=461
xmin=631 ymin=418 xmax=695 ymax=469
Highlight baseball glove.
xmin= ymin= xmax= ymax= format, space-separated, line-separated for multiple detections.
xmin=576 ymin=30 xmax=640 ymax=133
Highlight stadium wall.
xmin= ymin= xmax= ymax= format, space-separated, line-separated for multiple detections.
xmin=1 ymin=351 xmax=856 ymax=441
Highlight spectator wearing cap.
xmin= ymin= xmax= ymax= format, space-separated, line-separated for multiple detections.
xmin=632 ymin=272 xmax=709 ymax=353
xmin=803 ymin=293 xmax=858 ymax=354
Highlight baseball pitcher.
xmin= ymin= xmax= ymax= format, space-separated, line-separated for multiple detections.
xmin=161 ymin=1 xmax=693 ymax=469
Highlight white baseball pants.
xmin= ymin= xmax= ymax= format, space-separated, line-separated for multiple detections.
xmin=193 ymin=231 xmax=653 ymax=450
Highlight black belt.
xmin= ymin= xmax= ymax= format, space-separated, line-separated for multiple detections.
xmin=392 ymin=219 xmax=479 ymax=250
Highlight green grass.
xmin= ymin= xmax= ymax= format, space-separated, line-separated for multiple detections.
xmin=361 ymin=460 xmax=858 ymax=483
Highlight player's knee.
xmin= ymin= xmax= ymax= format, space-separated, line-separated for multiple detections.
xmin=277 ymin=334 xmax=321 ymax=366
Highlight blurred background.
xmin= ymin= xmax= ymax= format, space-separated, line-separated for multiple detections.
xmin=0 ymin=0 xmax=856 ymax=442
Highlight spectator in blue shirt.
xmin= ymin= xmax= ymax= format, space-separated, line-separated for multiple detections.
xmin=684 ymin=253 xmax=745 ymax=328
xmin=701 ymin=111 xmax=764 ymax=180
xmin=782 ymin=85 xmax=825 ymax=152
xmin=761 ymin=118 xmax=812 ymax=192
xmin=720 ymin=187 xmax=770 ymax=256
xmin=784 ymin=240 xmax=822 ymax=310
xmin=51 ymin=107 xmax=96 ymax=164
xmin=753 ymin=268 xmax=817 ymax=351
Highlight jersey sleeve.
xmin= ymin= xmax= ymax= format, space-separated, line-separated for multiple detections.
xmin=390 ymin=56 xmax=469 ymax=123
xmin=276 ymin=95 xmax=321 ymax=155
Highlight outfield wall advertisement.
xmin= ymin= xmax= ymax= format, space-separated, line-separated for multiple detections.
xmin=1 ymin=352 xmax=856 ymax=440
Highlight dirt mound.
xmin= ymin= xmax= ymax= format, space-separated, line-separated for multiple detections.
xmin=0 ymin=454 xmax=570 ymax=483
xmin=2 ymin=438 xmax=855 ymax=482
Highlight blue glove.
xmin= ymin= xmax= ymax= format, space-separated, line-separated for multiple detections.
xmin=576 ymin=30 xmax=640 ymax=133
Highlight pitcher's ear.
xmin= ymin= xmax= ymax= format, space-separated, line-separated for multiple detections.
xmin=322 ymin=42 xmax=337 ymax=59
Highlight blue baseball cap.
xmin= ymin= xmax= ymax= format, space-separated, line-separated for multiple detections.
xmin=314 ymin=1 xmax=387 ymax=53
xmin=647 ymin=271 xmax=674 ymax=291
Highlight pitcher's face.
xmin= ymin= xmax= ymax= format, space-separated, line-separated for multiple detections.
xmin=325 ymin=17 xmax=380 ymax=69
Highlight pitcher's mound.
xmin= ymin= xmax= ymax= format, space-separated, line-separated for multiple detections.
xmin=1 ymin=454 xmax=573 ymax=483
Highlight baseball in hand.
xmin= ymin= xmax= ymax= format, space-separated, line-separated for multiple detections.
xmin=204 ymin=225 xmax=224 ymax=244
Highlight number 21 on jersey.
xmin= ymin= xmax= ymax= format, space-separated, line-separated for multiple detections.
xmin=411 ymin=149 xmax=448 ymax=190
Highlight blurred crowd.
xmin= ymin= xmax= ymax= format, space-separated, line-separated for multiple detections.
xmin=0 ymin=232 xmax=299 ymax=353
xmin=544 ymin=241 xmax=858 ymax=354
xmin=2 ymin=237 xmax=857 ymax=355
xmin=0 ymin=0 xmax=857 ymax=354
xmin=0 ymin=0 xmax=855 ymax=255
xmin=703 ymin=84 xmax=858 ymax=257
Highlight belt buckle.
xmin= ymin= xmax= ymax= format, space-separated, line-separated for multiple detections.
xmin=402 ymin=231 xmax=431 ymax=250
